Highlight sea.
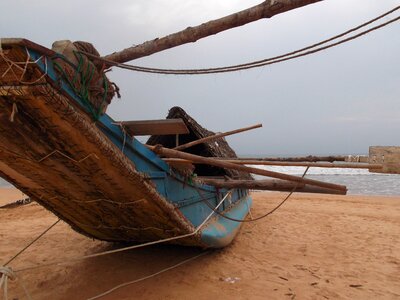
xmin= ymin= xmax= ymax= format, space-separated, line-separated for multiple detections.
xmin=0 ymin=166 xmax=399 ymax=196
xmin=252 ymin=166 xmax=400 ymax=196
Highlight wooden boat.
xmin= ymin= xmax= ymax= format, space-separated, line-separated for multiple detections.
xmin=0 ymin=38 xmax=252 ymax=248
xmin=0 ymin=1 xmax=330 ymax=249
xmin=4 ymin=0 xmax=395 ymax=250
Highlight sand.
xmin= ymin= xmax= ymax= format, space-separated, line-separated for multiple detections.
xmin=1 ymin=188 xmax=399 ymax=300
xmin=0 ymin=188 xmax=27 ymax=207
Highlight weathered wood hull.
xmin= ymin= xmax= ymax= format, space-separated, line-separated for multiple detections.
xmin=0 ymin=39 xmax=251 ymax=247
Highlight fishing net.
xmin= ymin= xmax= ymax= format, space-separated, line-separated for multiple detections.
xmin=52 ymin=40 xmax=120 ymax=120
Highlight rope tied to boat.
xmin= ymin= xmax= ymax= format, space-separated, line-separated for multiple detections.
xmin=194 ymin=166 xmax=310 ymax=223
xmin=81 ymin=5 xmax=400 ymax=75
xmin=0 ymin=266 xmax=16 ymax=300
xmin=0 ymin=219 xmax=60 ymax=299
xmin=9 ymin=102 xmax=18 ymax=122
xmin=111 ymin=121 xmax=130 ymax=154
xmin=51 ymin=41 xmax=120 ymax=121
xmin=0 ymin=266 xmax=31 ymax=300
xmin=0 ymin=47 xmax=48 ymax=84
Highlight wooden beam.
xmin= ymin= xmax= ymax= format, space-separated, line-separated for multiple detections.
xmin=117 ymin=119 xmax=189 ymax=136
xmin=173 ymin=123 xmax=262 ymax=151
xmin=162 ymin=158 xmax=383 ymax=170
xmin=165 ymin=159 xmax=195 ymax=174
xmin=199 ymin=178 xmax=346 ymax=195
xmin=151 ymin=145 xmax=347 ymax=192
xmin=218 ymin=160 xmax=383 ymax=169
xmin=104 ymin=0 xmax=323 ymax=63
xmin=216 ymin=155 xmax=347 ymax=162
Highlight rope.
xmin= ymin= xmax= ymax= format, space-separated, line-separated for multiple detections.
xmin=87 ymin=251 xmax=209 ymax=300
xmin=9 ymin=103 xmax=18 ymax=122
xmin=52 ymin=51 xmax=109 ymax=120
xmin=71 ymin=219 xmax=169 ymax=233
xmin=81 ymin=6 xmax=400 ymax=75
xmin=1 ymin=219 xmax=60 ymax=300
xmin=0 ymin=47 xmax=48 ymax=83
xmin=0 ymin=267 xmax=15 ymax=300
xmin=3 ymin=219 xmax=61 ymax=267
xmin=111 ymin=122 xmax=129 ymax=154
xmin=1 ymin=191 xmax=230 ymax=299
xmin=37 ymin=149 xmax=99 ymax=164
xmin=58 ymin=197 xmax=146 ymax=206
xmin=197 ymin=167 xmax=310 ymax=223
xmin=13 ymin=191 xmax=232 ymax=273
xmin=0 ymin=267 xmax=31 ymax=300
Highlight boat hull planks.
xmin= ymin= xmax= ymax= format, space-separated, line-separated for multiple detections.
xmin=0 ymin=40 xmax=251 ymax=247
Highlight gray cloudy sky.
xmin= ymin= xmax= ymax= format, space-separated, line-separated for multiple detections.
xmin=1 ymin=0 xmax=399 ymax=155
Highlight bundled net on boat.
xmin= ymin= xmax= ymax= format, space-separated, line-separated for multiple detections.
xmin=51 ymin=40 xmax=120 ymax=119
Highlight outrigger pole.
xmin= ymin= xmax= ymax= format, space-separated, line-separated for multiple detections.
xmin=104 ymin=0 xmax=323 ymax=63
xmin=150 ymin=145 xmax=347 ymax=193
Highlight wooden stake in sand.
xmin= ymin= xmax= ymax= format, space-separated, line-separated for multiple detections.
xmin=173 ymin=123 xmax=262 ymax=151
xmin=151 ymin=145 xmax=347 ymax=192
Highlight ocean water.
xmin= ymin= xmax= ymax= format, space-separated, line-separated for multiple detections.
xmin=0 ymin=178 xmax=10 ymax=188
xmin=1 ymin=167 xmax=399 ymax=196
xmin=252 ymin=166 xmax=400 ymax=196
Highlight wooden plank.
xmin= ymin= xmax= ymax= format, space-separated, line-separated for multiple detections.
xmin=0 ymin=38 xmax=56 ymax=56
xmin=173 ymin=123 xmax=262 ymax=151
xmin=118 ymin=119 xmax=189 ymax=136
xmin=165 ymin=158 xmax=195 ymax=174
xmin=369 ymin=146 xmax=400 ymax=174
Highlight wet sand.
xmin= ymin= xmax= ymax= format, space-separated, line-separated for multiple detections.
xmin=1 ymin=188 xmax=399 ymax=299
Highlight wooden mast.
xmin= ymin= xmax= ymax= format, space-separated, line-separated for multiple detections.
xmin=104 ymin=0 xmax=323 ymax=63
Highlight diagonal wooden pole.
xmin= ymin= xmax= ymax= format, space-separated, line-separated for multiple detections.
xmin=173 ymin=123 xmax=262 ymax=151
xmin=198 ymin=178 xmax=346 ymax=195
xmin=104 ymin=0 xmax=323 ymax=63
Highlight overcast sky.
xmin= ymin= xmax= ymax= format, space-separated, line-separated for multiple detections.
xmin=1 ymin=0 xmax=399 ymax=155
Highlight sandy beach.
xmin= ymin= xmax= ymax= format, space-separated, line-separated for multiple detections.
xmin=1 ymin=188 xmax=399 ymax=300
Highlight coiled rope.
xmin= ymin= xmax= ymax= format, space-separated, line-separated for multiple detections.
xmin=81 ymin=5 xmax=400 ymax=75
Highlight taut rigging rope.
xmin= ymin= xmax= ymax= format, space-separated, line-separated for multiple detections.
xmin=81 ymin=6 xmax=400 ymax=75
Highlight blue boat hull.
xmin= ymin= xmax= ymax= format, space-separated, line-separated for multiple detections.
xmin=0 ymin=39 xmax=252 ymax=248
